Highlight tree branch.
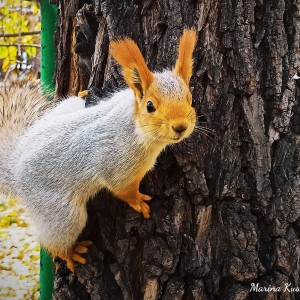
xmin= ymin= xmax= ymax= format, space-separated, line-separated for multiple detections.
xmin=0 ymin=44 xmax=40 ymax=48
xmin=0 ymin=31 xmax=40 ymax=38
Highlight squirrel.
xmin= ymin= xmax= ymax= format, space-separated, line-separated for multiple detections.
xmin=0 ymin=29 xmax=197 ymax=272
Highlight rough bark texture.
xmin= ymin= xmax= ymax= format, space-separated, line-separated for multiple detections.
xmin=52 ymin=0 xmax=300 ymax=299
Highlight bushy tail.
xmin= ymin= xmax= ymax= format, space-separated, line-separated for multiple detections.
xmin=0 ymin=79 xmax=53 ymax=195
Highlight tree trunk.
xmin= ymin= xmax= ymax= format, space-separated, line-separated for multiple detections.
xmin=51 ymin=0 xmax=300 ymax=299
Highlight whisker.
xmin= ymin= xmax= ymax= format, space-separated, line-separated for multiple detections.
xmin=187 ymin=109 xmax=193 ymax=118
xmin=193 ymin=128 xmax=221 ymax=147
xmin=194 ymin=132 xmax=220 ymax=146
xmin=144 ymin=131 xmax=164 ymax=150
xmin=202 ymin=134 xmax=220 ymax=146
xmin=157 ymin=110 xmax=167 ymax=120
xmin=195 ymin=124 xmax=218 ymax=132
xmin=197 ymin=119 xmax=223 ymax=127
xmin=195 ymin=127 xmax=218 ymax=137
xmin=196 ymin=129 xmax=219 ymax=140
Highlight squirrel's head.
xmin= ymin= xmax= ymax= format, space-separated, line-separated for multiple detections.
xmin=110 ymin=29 xmax=197 ymax=145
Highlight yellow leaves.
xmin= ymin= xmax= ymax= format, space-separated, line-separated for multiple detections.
xmin=0 ymin=46 xmax=17 ymax=73
xmin=0 ymin=195 xmax=40 ymax=300
xmin=0 ymin=203 xmax=5 ymax=212
xmin=30 ymin=254 xmax=39 ymax=261
xmin=8 ymin=210 xmax=18 ymax=216
xmin=32 ymin=3 xmax=39 ymax=15
xmin=8 ymin=197 xmax=17 ymax=206
xmin=0 ymin=1 xmax=41 ymax=76
xmin=16 ymin=250 xmax=24 ymax=260
xmin=1 ymin=6 xmax=9 ymax=17
xmin=3 ymin=0 xmax=19 ymax=7
xmin=0 ymin=207 xmax=27 ymax=227
xmin=0 ymin=216 xmax=10 ymax=227
xmin=35 ymin=21 xmax=41 ymax=31
xmin=25 ymin=44 xmax=37 ymax=57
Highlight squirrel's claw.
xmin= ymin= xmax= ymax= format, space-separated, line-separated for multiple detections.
xmin=73 ymin=253 xmax=86 ymax=264
xmin=115 ymin=187 xmax=152 ymax=219
xmin=78 ymin=90 xmax=89 ymax=98
xmin=128 ymin=193 xmax=151 ymax=218
xmin=142 ymin=195 xmax=152 ymax=201
xmin=140 ymin=201 xmax=150 ymax=218
xmin=76 ymin=240 xmax=93 ymax=254
xmin=59 ymin=240 xmax=93 ymax=273
xmin=66 ymin=259 xmax=75 ymax=273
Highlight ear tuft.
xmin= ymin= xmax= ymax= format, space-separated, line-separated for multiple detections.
xmin=110 ymin=38 xmax=154 ymax=97
xmin=174 ymin=29 xmax=197 ymax=85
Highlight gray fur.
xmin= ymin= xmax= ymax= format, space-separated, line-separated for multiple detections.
xmin=0 ymin=71 xmax=191 ymax=252
xmin=0 ymin=81 xmax=53 ymax=195
xmin=153 ymin=71 xmax=186 ymax=100
xmin=2 ymin=88 xmax=163 ymax=250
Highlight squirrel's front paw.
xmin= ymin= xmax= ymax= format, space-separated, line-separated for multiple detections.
xmin=128 ymin=193 xmax=151 ymax=218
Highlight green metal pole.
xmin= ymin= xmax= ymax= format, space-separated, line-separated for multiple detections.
xmin=40 ymin=0 xmax=57 ymax=93
xmin=40 ymin=0 xmax=57 ymax=299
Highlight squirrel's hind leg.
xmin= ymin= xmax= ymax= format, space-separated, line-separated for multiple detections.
xmin=66 ymin=240 xmax=93 ymax=272
xmin=51 ymin=240 xmax=93 ymax=273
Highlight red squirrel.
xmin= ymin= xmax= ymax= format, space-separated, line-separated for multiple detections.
xmin=0 ymin=30 xmax=197 ymax=271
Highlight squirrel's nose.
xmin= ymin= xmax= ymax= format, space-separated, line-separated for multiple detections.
xmin=172 ymin=124 xmax=187 ymax=134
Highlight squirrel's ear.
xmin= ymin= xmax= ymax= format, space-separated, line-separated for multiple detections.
xmin=174 ymin=29 xmax=197 ymax=85
xmin=110 ymin=38 xmax=154 ymax=98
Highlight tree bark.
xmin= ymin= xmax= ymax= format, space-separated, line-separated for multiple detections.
xmin=52 ymin=0 xmax=300 ymax=299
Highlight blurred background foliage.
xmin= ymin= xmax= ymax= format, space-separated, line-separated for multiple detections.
xmin=0 ymin=0 xmax=40 ymax=80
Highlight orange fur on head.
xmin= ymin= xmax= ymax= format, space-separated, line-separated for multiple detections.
xmin=110 ymin=38 xmax=154 ymax=97
xmin=174 ymin=29 xmax=197 ymax=85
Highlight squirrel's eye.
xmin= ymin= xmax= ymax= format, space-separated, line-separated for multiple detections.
xmin=147 ymin=101 xmax=156 ymax=113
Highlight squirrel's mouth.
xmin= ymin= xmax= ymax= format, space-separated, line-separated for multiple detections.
xmin=168 ymin=136 xmax=184 ymax=143
xmin=168 ymin=131 xmax=192 ymax=143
